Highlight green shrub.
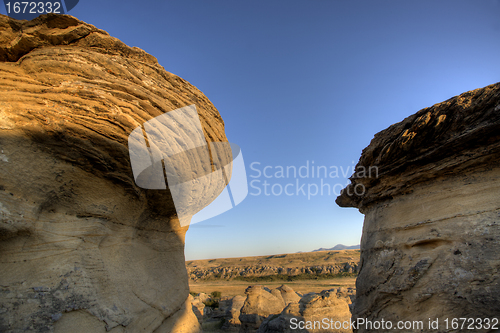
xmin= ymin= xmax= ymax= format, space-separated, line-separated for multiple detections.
xmin=203 ymin=299 xmax=219 ymax=308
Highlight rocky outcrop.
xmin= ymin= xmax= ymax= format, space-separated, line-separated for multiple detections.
xmin=0 ymin=14 xmax=229 ymax=332
xmin=239 ymin=286 xmax=287 ymax=332
xmin=187 ymin=262 xmax=359 ymax=281
xmin=257 ymin=288 xmax=354 ymax=333
xmin=221 ymin=295 xmax=246 ymax=331
xmin=238 ymin=285 xmax=307 ymax=332
xmin=189 ymin=293 xmax=246 ymax=332
xmin=276 ymin=285 xmax=301 ymax=305
xmin=189 ymin=295 xmax=205 ymax=324
xmin=191 ymin=285 xmax=354 ymax=332
xmin=337 ymin=83 xmax=500 ymax=332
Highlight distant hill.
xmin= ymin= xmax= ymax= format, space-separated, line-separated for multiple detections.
xmin=186 ymin=249 xmax=360 ymax=281
xmin=312 ymin=244 xmax=360 ymax=252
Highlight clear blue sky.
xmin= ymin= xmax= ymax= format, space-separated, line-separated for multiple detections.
xmin=4 ymin=1 xmax=499 ymax=260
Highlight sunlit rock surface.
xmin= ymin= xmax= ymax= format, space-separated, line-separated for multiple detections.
xmin=257 ymin=287 xmax=354 ymax=333
xmin=0 ymin=13 xmax=229 ymax=332
xmin=337 ymin=82 xmax=500 ymax=332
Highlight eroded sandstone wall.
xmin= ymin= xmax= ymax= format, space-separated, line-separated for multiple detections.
xmin=337 ymin=83 xmax=500 ymax=332
xmin=0 ymin=14 xmax=228 ymax=332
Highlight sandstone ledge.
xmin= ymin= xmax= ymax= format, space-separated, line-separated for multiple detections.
xmin=337 ymin=83 xmax=500 ymax=332
xmin=336 ymin=82 xmax=500 ymax=212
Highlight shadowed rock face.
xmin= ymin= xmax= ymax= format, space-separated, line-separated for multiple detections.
xmin=337 ymin=83 xmax=500 ymax=332
xmin=0 ymin=14 xmax=228 ymax=332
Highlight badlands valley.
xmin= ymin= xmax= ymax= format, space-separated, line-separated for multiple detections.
xmin=186 ymin=249 xmax=360 ymax=332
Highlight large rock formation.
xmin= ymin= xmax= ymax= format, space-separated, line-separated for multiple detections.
xmin=221 ymin=295 xmax=246 ymax=331
xmin=0 ymin=14 xmax=229 ymax=332
xmin=190 ymin=285 xmax=353 ymax=332
xmin=337 ymin=83 xmax=500 ymax=332
xmin=239 ymin=286 xmax=287 ymax=332
xmin=257 ymin=288 xmax=354 ymax=333
xmin=239 ymin=284 xmax=345 ymax=333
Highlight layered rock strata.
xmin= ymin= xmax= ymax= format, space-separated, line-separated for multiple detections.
xmin=0 ymin=14 xmax=229 ymax=332
xmin=187 ymin=262 xmax=359 ymax=281
xmin=337 ymin=83 xmax=500 ymax=332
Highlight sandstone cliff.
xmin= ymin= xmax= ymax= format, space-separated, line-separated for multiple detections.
xmin=0 ymin=14 xmax=229 ymax=332
xmin=337 ymin=83 xmax=500 ymax=332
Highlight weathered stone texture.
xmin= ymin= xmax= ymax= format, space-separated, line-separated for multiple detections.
xmin=337 ymin=83 xmax=500 ymax=332
xmin=0 ymin=13 xmax=229 ymax=332
xmin=257 ymin=288 xmax=353 ymax=333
